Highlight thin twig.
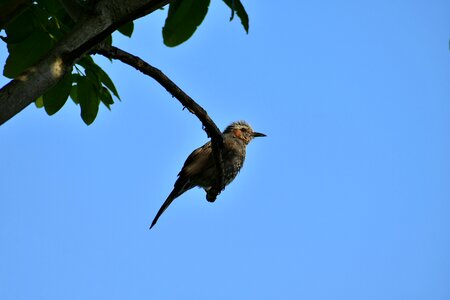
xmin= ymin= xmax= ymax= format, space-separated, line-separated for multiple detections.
xmin=95 ymin=45 xmax=225 ymax=201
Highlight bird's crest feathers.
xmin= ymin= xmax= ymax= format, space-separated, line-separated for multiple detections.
xmin=223 ymin=120 xmax=253 ymax=134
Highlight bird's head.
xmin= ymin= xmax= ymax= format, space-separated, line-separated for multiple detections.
xmin=223 ymin=121 xmax=266 ymax=144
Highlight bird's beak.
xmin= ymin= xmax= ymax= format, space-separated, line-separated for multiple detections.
xmin=252 ymin=132 xmax=266 ymax=138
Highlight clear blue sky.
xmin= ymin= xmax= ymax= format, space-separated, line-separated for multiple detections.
xmin=1 ymin=1 xmax=449 ymax=299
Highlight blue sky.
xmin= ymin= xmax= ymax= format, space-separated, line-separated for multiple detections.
xmin=1 ymin=1 xmax=450 ymax=299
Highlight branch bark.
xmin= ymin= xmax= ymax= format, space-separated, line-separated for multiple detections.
xmin=0 ymin=0 xmax=171 ymax=125
xmin=95 ymin=45 xmax=226 ymax=201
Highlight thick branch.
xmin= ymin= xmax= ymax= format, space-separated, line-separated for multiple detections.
xmin=0 ymin=0 xmax=171 ymax=125
xmin=95 ymin=45 xmax=225 ymax=201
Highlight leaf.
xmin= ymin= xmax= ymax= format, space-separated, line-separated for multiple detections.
xmin=37 ymin=0 xmax=63 ymax=16
xmin=2 ymin=7 xmax=35 ymax=43
xmin=3 ymin=28 xmax=54 ymax=78
xmin=162 ymin=0 xmax=210 ymax=47
xmin=70 ymin=86 xmax=78 ymax=104
xmin=77 ymin=56 xmax=120 ymax=99
xmin=222 ymin=0 xmax=249 ymax=33
xmin=85 ymin=68 xmax=101 ymax=89
xmin=117 ymin=21 xmax=134 ymax=37
xmin=35 ymin=96 xmax=44 ymax=108
xmin=99 ymin=87 xmax=114 ymax=110
xmin=43 ymin=71 xmax=72 ymax=115
xmin=77 ymin=75 xmax=100 ymax=125
xmin=69 ymin=75 xmax=78 ymax=104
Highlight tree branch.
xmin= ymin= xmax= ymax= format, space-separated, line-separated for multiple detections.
xmin=0 ymin=0 xmax=171 ymax=125
xmin=95 ymin=45 xmax=225 ymax=201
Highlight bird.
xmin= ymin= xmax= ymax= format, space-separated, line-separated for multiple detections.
xmin=150 ymin=120 xmax=266 ymax=229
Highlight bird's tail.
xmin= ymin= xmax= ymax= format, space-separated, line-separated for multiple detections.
xmin=150 ymin=180 xmax=189 ymax=229
xmin=149 ymin=189 xmax=178 ymax=229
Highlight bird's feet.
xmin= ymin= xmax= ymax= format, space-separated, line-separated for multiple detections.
xmin=206 ymin=190 xmax=220 ymax=202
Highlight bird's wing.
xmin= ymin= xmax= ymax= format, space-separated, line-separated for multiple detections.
xmin=178 ymin=141 xmax=214 ymax=178
xmin=150 ymin=142 xmax=213 ymax=229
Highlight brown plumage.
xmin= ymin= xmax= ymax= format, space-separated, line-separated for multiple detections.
xmin=150 ymin=121 xmax=266 ymax=229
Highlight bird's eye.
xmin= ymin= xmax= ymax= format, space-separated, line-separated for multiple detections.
xmin=241 ymin=128 xmax=247 ymax=132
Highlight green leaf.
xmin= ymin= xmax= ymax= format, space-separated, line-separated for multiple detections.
xmin=43 ymin=71 xmax=72 ymax=115
xmin=163 ymin=0 xmax=210 ymax=47
xmin=77 ymin=75 xmax=100 ymax=125
xmin=70 ymin=74 xmax=80 ymax=104
xmin=99 ymin=87 xmax=114 ymax=110
xmin=69 ymin=80 xmax=78 ymax=104
xmin=35 ymin=96 xmax=44 ymax=108
xmin=85 ymin=68 xmax=101 ymax=89
xmin=2 ymin=7 xmax=35 ymax=43
xmin=97 ymin=68 xmax=119 ymax=99
xmin=117 ymin=21 xmax=134 ymax=37
xmin=46 ymin=15 xmax=68 ymax=41
xmin=3 ymin=28 xmax=54 ymax=78
xmin=37 ymin=0 xmax=63 ymax=15
xmin=222 ymin=0 xmax=249 ymax=33
xmin=77 ymin=56 xmax=120 ymax=99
